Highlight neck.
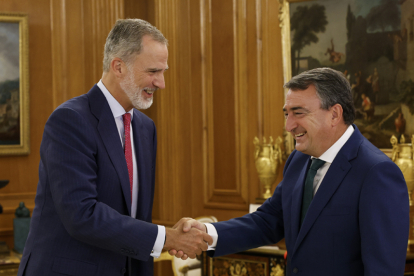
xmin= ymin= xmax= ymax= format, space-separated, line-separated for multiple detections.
xmin=101 ymin=72 xmax=132 ymax=112
xmin=314 ymin=123 xmax=349 ymax=158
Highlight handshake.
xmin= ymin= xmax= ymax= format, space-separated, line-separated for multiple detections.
xmin=163 ymin=218 xmax=213 ymax=260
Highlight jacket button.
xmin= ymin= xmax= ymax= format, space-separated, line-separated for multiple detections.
xmin=293 ymin=268 xmax=298 ymax=273
xmin=121 ymin=268 xmax=126 ymax=274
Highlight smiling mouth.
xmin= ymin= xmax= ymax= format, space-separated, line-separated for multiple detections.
xmin=143 ymin=89 xmax=156 ymax=95
xmin=294 ymin=132 xmax=306 ymax=138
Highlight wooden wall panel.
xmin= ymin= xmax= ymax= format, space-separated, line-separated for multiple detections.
xmin=51 ymin=0 xmax=124 ymax=108
xmin=210 ymin=0 xmax=236 ymax=193
xmin=200 ymin=0 xmax=251 ymax=211
xmin=197 ymin=0 xmax=286 ymax=217
xmin=151 ymin=1 xmax=193 ymax=274
xmin=149 ymin=0 xmax=213 ymax=228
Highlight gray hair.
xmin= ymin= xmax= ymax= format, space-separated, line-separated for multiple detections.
xmin=103 ymin=19 xmax=168 ymax=72
xmin=284 ymin=67 xmax=355 ymax=125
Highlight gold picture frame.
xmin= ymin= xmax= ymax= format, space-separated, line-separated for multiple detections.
xmin=279 ymin=0 xmax=295 ymax=154
xmin=0 ymin=13 xmax=29 ymax=155
xmin=279 ymin=0 xmax=412 ymax=157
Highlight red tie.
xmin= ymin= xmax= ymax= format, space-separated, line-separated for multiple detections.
xmin=122 ymin=113 xmax=133 ymax=202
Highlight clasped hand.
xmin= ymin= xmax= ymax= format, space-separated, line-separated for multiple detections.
xmin=163 ymin=217 xmax=212 ymax=260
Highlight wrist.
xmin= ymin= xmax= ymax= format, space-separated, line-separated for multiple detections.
xmin=163 ymin=228 xmax=174 ymax=250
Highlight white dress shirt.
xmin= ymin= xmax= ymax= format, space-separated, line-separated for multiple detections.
xmin=205 ymin=125 xmax=355 ymax=250
xmin=97 ymin=80 xmax=165 ymax=257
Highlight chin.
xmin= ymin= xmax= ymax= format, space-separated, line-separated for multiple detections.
xmin=134 ymin=100 xmax=153 ymax=110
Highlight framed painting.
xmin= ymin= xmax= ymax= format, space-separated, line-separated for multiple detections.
xmin=279 ymin=0 xmax=413 ymax=155
xmin=0 ymin=13 xmax=29 ymax=155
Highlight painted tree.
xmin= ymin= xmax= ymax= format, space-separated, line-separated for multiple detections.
xmin=366 ymin=0 xmax=400 ymax=33
xmin=291 ymin=4 xmax=328 ymax=75
xmin=346 ymin=4 xmax=356 ymax=40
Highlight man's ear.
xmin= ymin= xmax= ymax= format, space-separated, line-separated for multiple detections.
xmin=331 ymin=104 xmax=343 ymax=126
xmin=110 ymin=58 xmax=125 ymax=78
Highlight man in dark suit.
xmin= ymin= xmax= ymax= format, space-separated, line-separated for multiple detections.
xmin=17 ymin=19 xmax=211 ymax=276
xmin=173 ymin=68 xmax=409 ymax=275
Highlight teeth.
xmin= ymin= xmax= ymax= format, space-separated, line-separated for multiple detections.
xmin=295 ymin=133 xmax=305 ymax=137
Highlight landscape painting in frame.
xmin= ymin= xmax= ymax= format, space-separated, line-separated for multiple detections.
xmin=0 ymin=13 xmax=29 ymax=155
xmin=289 ymin=0 xmax=414 ymax=149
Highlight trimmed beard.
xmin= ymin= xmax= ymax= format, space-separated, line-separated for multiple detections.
xmin=120 ymin=67 xmax=154 ymax=110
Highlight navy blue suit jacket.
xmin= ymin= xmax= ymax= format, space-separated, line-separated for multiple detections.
xmin=209 ymin=125 xmax=409 ymax=276
xmin=18 ymin=85 xmax=158 ymax=276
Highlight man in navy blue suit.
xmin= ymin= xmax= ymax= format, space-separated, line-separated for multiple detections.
xmin=17 ymin=19 xmax=211 ymax=276
xmin=173 ymin=68 xmax=409 ymax=275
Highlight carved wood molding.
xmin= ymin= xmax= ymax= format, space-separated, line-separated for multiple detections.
xmin=278 ymin=0 xmax=295 ymax=154
xmin=50 ymin=0 xmax=68 ymax=108
xmin=201 ymin=0 xmax=250 ymax=210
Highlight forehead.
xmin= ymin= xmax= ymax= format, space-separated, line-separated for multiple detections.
xmin=283 ymin=85 xmax=321 ymax=111
xmin=139 ymin=36 xmax=168 ymax=60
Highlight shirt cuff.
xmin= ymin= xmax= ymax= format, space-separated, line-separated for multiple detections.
xmin=204 ymin=223 xmax=218 ymax=250
xmin=151 ymin=225 xmax=165 ymax=258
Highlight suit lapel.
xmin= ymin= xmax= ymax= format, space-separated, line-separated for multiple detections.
xmin=88 ymin=85 xmax=132 ymax=215
xmin=131 ymin=110 xmax=151 ymax=221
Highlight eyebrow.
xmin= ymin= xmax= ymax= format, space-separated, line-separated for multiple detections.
xmin=282 ymin=106 xmax=310 ymax=113
xmin=147 ymin=66 xmax=169 ymax=72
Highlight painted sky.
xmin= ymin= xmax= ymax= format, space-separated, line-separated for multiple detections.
xmin=290 ymin=0 xmax=401 ymax=66
xmin=0 ymin=22 xmax=19 ymax=83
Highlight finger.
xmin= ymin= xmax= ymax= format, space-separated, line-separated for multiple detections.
xmin=168 ymin=249 xmax=177 ymax=256
xmin=203 ymin=232 xmax=213 ymax=245
xmin=181 ymin=254 xmax=188 ymax=260
xmin=175 ymin=250 xmax=184 ymax=259
xmin=199 ymin=241 xmax=208 ymax=251
xmin=181 ymin=220 xmax=194 ymax=232
xmin=195 ymin=247 xmax=203 ymax=256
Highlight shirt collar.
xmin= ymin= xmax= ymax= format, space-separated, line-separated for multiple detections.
xmin=97 ymin=80 xmax=133 ymax=119
xmin=314 ymin=125 xmax=354 ymax=163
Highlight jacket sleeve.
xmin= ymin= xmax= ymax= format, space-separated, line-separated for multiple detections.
xmin=359 ymin=160 xmax=409 ymax=275
xmin=207 ymin=152 xmax=299 ymax=257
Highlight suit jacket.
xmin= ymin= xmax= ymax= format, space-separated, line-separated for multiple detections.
xmin=18 ymin=85 xmax=158 ymax=276
xmin=209 ymin=125 xmax=409 ymax=276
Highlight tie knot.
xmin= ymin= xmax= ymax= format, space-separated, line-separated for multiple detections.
xmin=310 ymin=158 xmax=325 ymax=171
xmin=123 ymin=113 xmax=131 ymax=126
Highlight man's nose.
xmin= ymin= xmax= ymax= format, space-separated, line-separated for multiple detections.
xmin=285 ymin=115 xmax=297 ymax=133
xmin=154 ymin=73 xmax=165 ymax=90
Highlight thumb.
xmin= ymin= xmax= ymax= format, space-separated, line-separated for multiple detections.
xmin=182 ymin=220 xmax=205 ymax=232
xmin=202 ymin=232 xmax=213 ymax=246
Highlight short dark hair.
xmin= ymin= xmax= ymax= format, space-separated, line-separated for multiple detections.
xmin=103 ymin=19 xmax=168 ymax=72
xmin=284 ymin=67 xmax=355 ymax=125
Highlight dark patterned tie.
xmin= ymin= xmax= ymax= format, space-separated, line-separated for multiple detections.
xmin=301 ymin=158 xmax=325 ymax=225
xmin=123 ymin=113 xmax=133 ymax=202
